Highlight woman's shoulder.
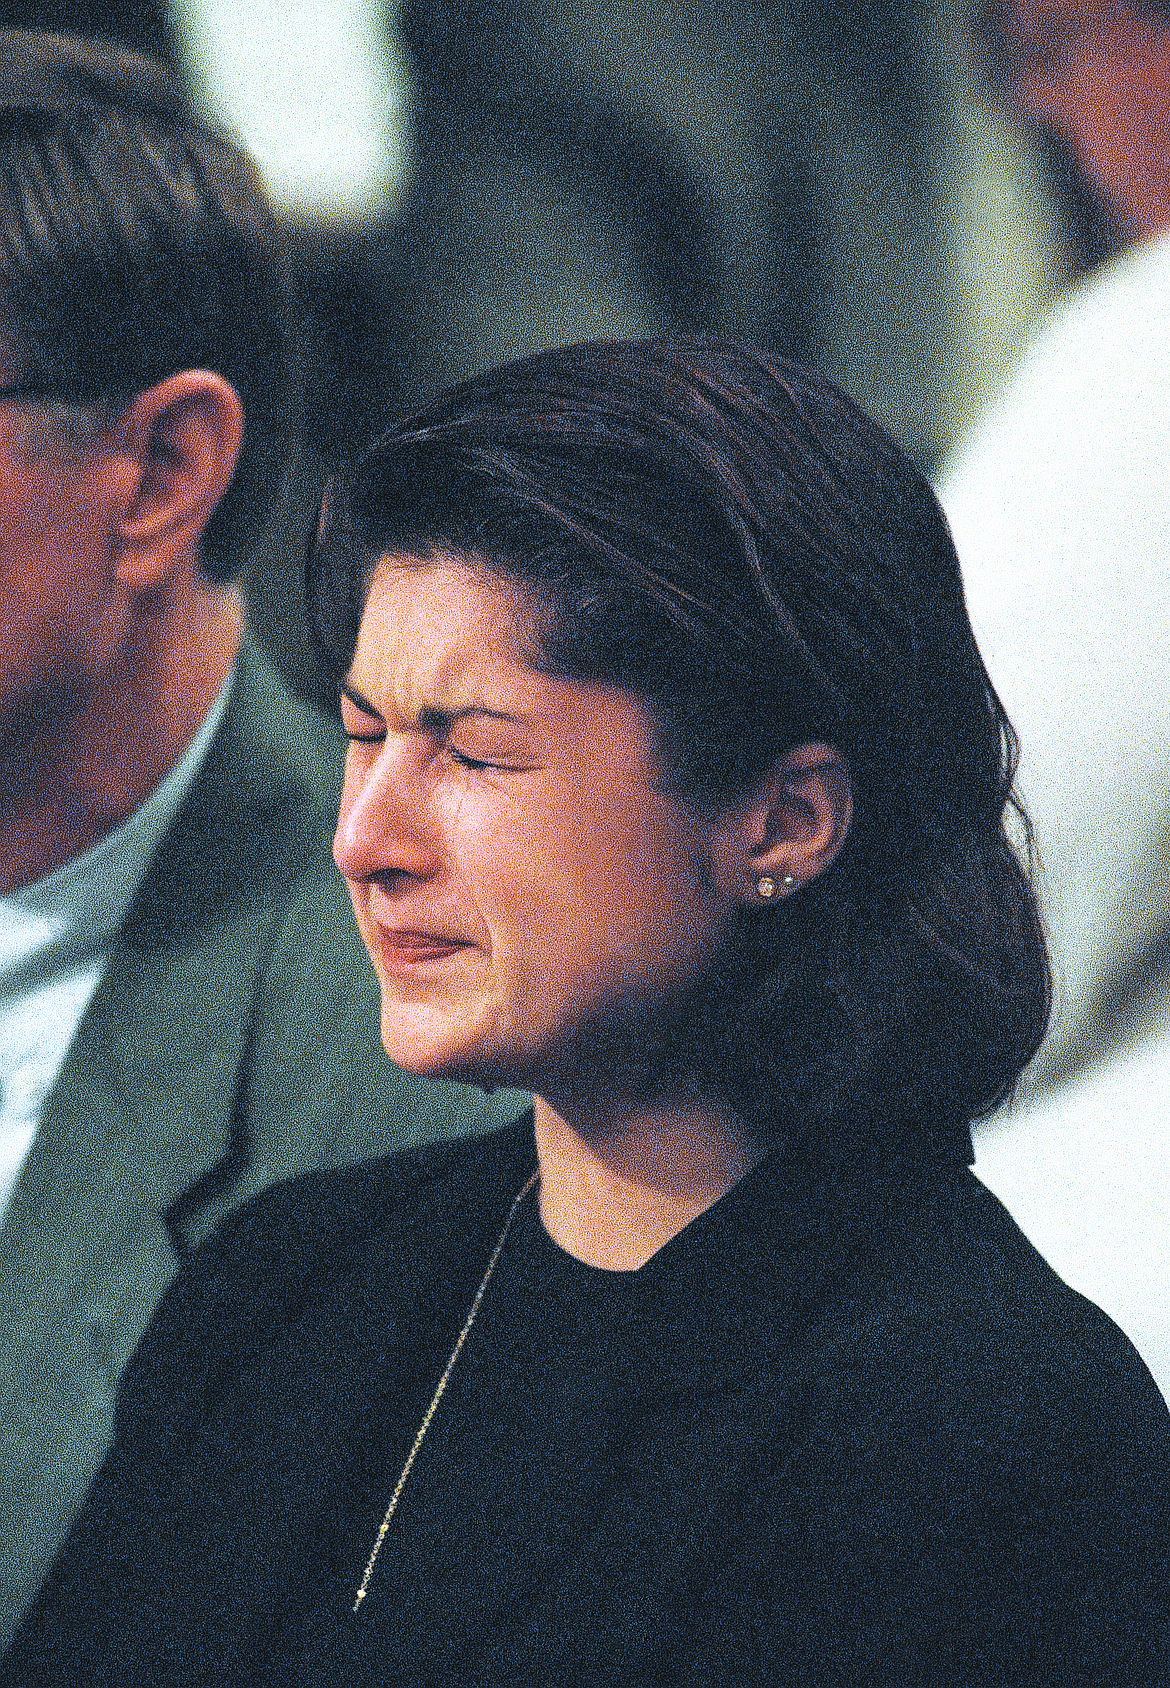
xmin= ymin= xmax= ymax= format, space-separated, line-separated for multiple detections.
xmin=206 ymin=1116 xmax=535 ymax=1273
xmin=773 ymin=1160 xmax=1170 ymax=1666
xmin=844 ymin=1163 xmax=1156 ymax=1369
xmin=115 ymin=1117 xmax=536 ymax=1440
xmin=809 ymin=1160 xmax=1170 ymax=1466
xmin=921 ymin=1167 xmax=1158 ymax=1363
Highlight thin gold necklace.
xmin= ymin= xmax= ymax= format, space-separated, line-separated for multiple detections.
xmin=352 ymin=1169 xmax=540 ymax=1613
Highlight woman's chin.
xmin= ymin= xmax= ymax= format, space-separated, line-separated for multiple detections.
xmin=378 ymin=1013 xmax=513 ymax=1091
xmin=379 ymin=1036 xmax=470 ymax=1084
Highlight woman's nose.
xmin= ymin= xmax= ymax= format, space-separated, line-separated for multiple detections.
xmin=333 ymin=743 xmax=438 ymax=885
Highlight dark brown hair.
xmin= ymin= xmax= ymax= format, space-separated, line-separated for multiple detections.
xmin=309 ymin=337 xmax=1050 ymax=1156
xmin=0 ymin=29 xmax=293 ymax=581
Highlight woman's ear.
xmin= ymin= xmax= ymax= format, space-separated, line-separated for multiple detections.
xmin=111 ymin=370 xmax=244 ymax=588
xmin=710 ymin=742 xmax=853 ymax=905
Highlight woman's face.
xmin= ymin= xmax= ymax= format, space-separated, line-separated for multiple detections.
xmin=334 ymin=557 xmax=738 ymax=1096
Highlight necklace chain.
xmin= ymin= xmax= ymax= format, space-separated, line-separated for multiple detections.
xmin=351 ymin=1169 xmax=540 ymax=1613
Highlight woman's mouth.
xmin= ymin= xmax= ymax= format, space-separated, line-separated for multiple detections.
xmin=375 ymin=928 xmax=472 ymax=971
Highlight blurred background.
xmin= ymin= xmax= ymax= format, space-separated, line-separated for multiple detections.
xmin=0 ymin=0 xmax=1105 ymax=698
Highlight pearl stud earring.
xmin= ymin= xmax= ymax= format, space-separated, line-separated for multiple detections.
xmin=757 ymin=873 xmax=795 ymax=900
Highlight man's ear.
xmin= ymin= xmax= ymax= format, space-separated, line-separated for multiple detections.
xmin=112 ymin=370 xmax=244 ymax=588
xmin=709 ymin=742 xmax=853 ymax=905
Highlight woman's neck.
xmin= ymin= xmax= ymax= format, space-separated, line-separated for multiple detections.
xmin=533 ymin=1092 xmax=765 ymax=1270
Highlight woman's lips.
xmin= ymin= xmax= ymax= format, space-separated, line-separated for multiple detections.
xmin=375 ymin=928 xmax=472 ymax=970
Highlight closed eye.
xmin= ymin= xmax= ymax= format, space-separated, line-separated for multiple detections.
xmin=339 ymin=683 xmax=385 ymax=744
xmin=446 ymin=741 xmax=537 ymax=774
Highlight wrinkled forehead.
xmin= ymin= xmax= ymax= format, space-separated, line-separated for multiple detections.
xmin=361 ymin=546 xmax=550 ymax=654
xmin=353 ymin=554 xmax=534 ymax=680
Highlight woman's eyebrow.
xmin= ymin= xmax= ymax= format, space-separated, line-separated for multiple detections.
xmin=418 ymin=703 xmax=527 ymax=732
xmin=340 ymin=681 xmax=383 ymax=718
xmin=342 ymin=684 xmax=529 ymax=732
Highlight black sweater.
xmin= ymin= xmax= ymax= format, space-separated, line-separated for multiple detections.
xmin=5 ymin=1120 xmax=1169 ymax=1685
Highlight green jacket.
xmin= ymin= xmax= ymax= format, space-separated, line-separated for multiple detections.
xmin=0 ymin=641 xmax=524 ymax=1643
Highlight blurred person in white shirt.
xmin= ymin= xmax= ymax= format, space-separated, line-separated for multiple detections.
xmin=937 ymin=0 xmax=1170 ymax=1399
